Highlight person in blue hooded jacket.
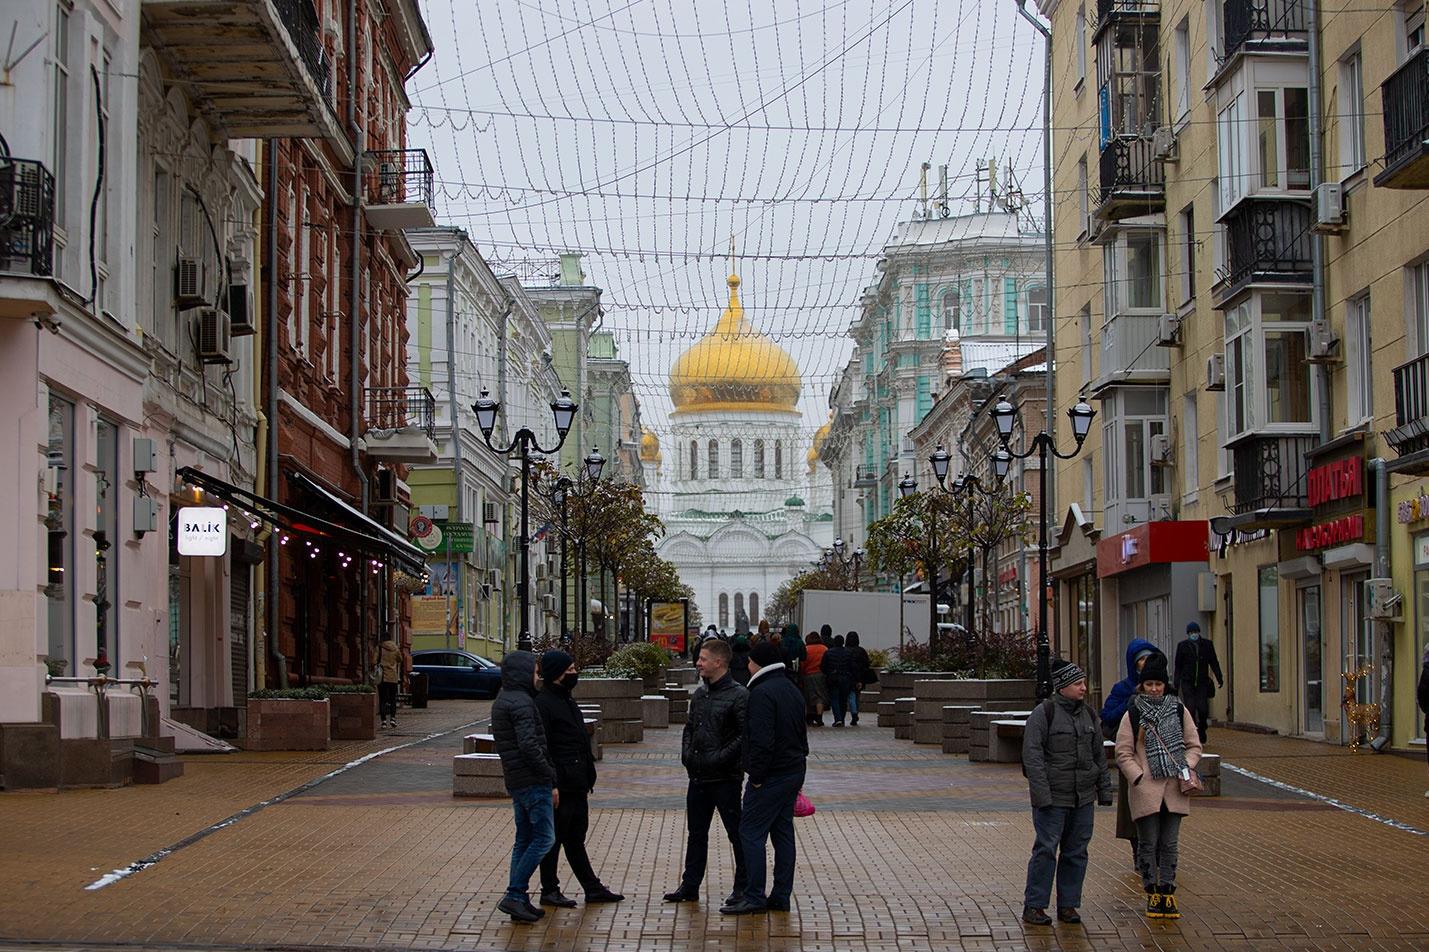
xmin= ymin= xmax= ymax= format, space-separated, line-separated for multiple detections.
xmin=1100 ymin=638 xmax=1162 ymax=868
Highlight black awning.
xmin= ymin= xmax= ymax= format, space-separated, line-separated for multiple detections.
xmin=175 ymin=467 xmax=428 ymax=575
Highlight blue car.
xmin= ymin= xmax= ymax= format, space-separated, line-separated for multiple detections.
xmin=411 ymin=649 xmax=503 ymax=699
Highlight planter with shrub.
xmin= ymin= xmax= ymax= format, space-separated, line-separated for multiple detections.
xmin=604 ymin=642 xmax=674 ymax=692
xmin=244 ymin=688 xmax=331 ymax=751
xmin=325 ymin=684 xmax=377 ymax=740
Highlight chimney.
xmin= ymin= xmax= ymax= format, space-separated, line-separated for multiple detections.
xmin=941 ymin=337 xmax=963 ymax=379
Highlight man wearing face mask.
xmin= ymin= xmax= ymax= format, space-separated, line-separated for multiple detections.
xmin=535 ymin=650 xmax=624 ymax=908
xmin=1173 ymin=622 xmax=1223 ymax=744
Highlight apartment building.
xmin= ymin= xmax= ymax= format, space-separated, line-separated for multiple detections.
xmin=1040 ymin=0 xmax=1429 ymax=752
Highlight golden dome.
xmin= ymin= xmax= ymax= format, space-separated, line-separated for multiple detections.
xmin=669 ymin=274 xmax=801 ymax=415
xmin=639 ymin=428 xmax=661 ymax=462
xmin=807 ymin=419 xmax=831 ymax=472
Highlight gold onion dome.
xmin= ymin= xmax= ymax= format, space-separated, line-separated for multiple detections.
xmin=669 ymin=274 xmax=801 ymax=415
xmin=807 ymin=419 xmax=831 ymax=471
xmin=639 ymin=428 xmax=661 ymax=462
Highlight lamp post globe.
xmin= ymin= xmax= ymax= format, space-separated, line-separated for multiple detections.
xmin=472 ymin=388 xmax=499 ymax=440
xmin=1068 ymin=398 xmax=1096 ymax=443
xmin=833 ymin=536 xmax=846 ymax=557
xmin=583 ymin=447 xmax=606 ymax=483
xmin=929 ymin=444 xmax=952 ymax=486
xmin=991 ymin=398 xmax=1018 ymax=444
xmin=897 ymin=474 xmax=918 ymax=499
xmin=551 ymin=389 xmax=578 ymax=438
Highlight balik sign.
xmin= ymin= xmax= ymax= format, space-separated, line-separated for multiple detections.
xmin=177 ymin=506 xmax=228 ymax=557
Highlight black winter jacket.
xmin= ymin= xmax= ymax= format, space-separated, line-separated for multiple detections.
xmin=731 ymin=648 xmax=752 ymax=686
xmin=491 ymin=652 xmax=556 ymax=794
xmin=682 ymin=672 xmax=748 ymax=783
xmin=536 ymin=679 xmax=597 ymax=794
xmin=849 ymin=645 xmax=872 ymax=685
xmin=1173 ymin=637 xmax=1224 ymax=694
xmin=1418 ymin=654 xmax=1429 ymax=730
xmin=743 ymin=663 xmax=809 ymax=785
xmin=822 ymin=645 xmax=854 ymax=685
xmin=1021 ymin=695 xmax=1112 ymax=809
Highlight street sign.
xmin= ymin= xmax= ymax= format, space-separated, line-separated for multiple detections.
xmin=435 ymin=521 xmax=474 ymax=554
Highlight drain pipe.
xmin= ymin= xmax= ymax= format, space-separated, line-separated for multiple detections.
xmin=1370 ymin=457 xmax=1394 ymax=751
xmin=265 ymin=139 xmax=287 ymax=688
xmin=347 ymin=0 xmax=371 ymax=677
xmin=443 ymin=246 xmax=464 ymax=642
xmin=1307 ymin=0 xmax=1332 ymax=444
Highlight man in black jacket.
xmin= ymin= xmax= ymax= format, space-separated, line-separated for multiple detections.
xmin=664 ymin=638 xmax=749 ymax=905
xmin=491 ymin=651 xmax=557 ymax=923
xmin=1173 ymin=622 xmax=1223 ymax=742
xmin=535 ymin=650 xmax=624 ymax=908
xmin=721 ymin=640 xmax=809 ymax=915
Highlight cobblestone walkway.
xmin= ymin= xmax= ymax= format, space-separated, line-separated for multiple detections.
xmin=2 ymin=702 xmax=1427 ymax=951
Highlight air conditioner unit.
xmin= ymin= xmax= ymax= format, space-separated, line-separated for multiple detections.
xmin=175 ymin=255 xmax=209 ymax=310
xmin=483 ymin=501 xmax=499 ymax=524
xmin=1152 ymin=125 xmax=1178 ymax=161
xmin=1312 ymin=181 xmax=1346 ymax=234
xmin=1147 ymin=494 xmax=1173 ymax=521
xmin=196 ymin=308 xmax=232 ymax=364
xmin=1149 ymin=433 xmax=1172 ymax=464
xmin=227 ymin=279 xmax=255 ymax=337
xmin=1307 ymin=319 xmax=1340 ymax=363
xmin=1196 ymin=573 xmax=1217 ymax=613
xmin=1205 ymin=353 xmax=1226 ymax=391
xmin=536 ymin=562 xmax=548 ymax=581
xmin=1366 ymin=578 xmax=1402 ymax=620
xmin=541 ymin=594 xmax=557 ymax=613
xmin=374 ymin=469 xmax=398 ymax=504
xmin=1155 ymin=313 xmax=1181 ymax=347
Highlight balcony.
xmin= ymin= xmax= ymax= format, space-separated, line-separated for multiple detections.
xmin=1090 ymin=313 xmax=1170 ymax=393
xmin=0 ymin=158 xmax=58 ymax=321
xmin=1095 ymin=0 xmax=1158 ymax=38
xmin=853 ymin=464 xmax=878 ymax=488
xmin=1214 ymin=198 xmax=1312 ymax=306
xmin=363 ymin=386 xmax=438 ymax=463
xmin=1220 ymin=0 xmax=1308 ymax=64
xmin=1097 ymin=136 xmax=1166 ymax=222
xmin=140 ymin=0 xmax=344 ymax=145
xmin=364 ymin=149 xmax=436 ymax=231
xmin=1375 ymin=48 xmax=1429 ymax=190
xmin=1386 ymin=353 xmax=1429 ymax=473
xmin=1226 ymin=432 xmax=1318 ymax=528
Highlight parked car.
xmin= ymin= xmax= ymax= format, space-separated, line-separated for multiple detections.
xmin=410 ymin=649 xmax=503 ymax=699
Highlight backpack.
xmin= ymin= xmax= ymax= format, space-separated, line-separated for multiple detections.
xmin=1020 ymin=699 xmax=1057 ymax=778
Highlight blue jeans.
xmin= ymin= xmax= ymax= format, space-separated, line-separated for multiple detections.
xmin=507 ymin=785 xmax=556 ymax=901
xmin=1023 ymin=803 xmax=1095 ymax=910
xmin=848 ymin=688 xmax=859 ymax=720
xmin=740 ymin=768 xmax=805 ymax=906
xmin=829 ymin=679 xmax=851 ymax=723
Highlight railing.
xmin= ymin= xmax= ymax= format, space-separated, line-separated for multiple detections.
xmin=1388 ymin=353 xmax=1429 ymax=459
xmin=1097 ymin=0 xmax=1159 ymax=26
xmin=853 ymin=464 xmax=878 ymax=487
xmin=1223 ymin=198 xmax=1312 ymax=293
xmin=366 ymin=386 xmax=436 ymax=440
xmin=0 ymin=158 xmax=56 ymax=277
xmin=1098 ymin=136 xmax=1165 ymax=204
xmin=366 ymin=148 xmax=435 ymax=210
xmin=272 ymin=0 xmax=333 ymax=103
xmin=1100 ymin=312 xmax=1171 ymax=379
xmin=1230 ymin=433 xmax=1318 ymax=514
xmin=1222 ymin=0 xmax=1308 ymax=61
xmin=1382 ymin=47 xmax=1429 ymax=176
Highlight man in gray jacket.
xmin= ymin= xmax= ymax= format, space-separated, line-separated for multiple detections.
xmin=1020 ymin=659 xmax=1113 ymax=927
xmin=492 ymin=651 xmax=558 ymax=923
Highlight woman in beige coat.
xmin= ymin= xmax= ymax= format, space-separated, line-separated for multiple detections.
xmin=1115 ymin=653 xmax=1201 ymax=920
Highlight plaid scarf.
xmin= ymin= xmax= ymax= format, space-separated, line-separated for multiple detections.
xmin=1134 ymin=694 xmax=1186 ymax=780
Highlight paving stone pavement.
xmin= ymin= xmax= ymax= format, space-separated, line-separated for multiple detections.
xmin=2 ymin=699 xmax=1427 ymax=952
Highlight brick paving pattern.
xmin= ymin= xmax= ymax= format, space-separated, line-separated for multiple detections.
xmin=2 ymin=699 xmax=1427 ymax=951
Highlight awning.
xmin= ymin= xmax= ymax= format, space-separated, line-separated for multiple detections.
xmin=176 ymin=467 xmax=428 ymax=575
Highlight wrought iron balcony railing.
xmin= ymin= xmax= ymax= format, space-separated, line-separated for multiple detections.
xmin=0 ymin=158 xmax=56 ymax=277
xmin=1097 ymin=136 xmax=1166 ymax=218
xmin=1220 ymin=198 xmax=1312 ymax=298
xmin=272 ymin=0 xmax=333 ymax=103
xmin=853 ymin=464 xmax=879 ymax=488
xmin=1378 ymin=47 xmax=1429 ymax=188
xmin=1387 ymin=352 xmax=1429 ymax=463
xmin=366 ymin=148 xmax=435 ymax=210
xmin=1229 ymin=433 xmax=1317 ymax=515
xmin=365 ymin=386 xmax=436 ymax=440
xmin=1222 ymin=0 xmax=1308 ymax=62
xmin=1097 ymin=0 xmax=1159 ymax=30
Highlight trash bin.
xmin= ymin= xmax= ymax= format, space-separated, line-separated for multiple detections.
xmin=408 ymin=671 xmax=429 ymax=709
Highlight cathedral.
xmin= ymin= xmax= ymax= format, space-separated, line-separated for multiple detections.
xmin=647 ymin=273 xmax=834 ymax=633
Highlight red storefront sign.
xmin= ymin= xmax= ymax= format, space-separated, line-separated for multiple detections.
xmin=1295 ymin=514 xmax=1365 ymax=551
xmin=1306 ymin=458 xmax=1363 ymax=507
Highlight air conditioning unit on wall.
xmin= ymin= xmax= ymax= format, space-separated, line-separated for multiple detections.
xmin=1308 ymin=320 xmax=1340 ymax=363
xmin=1149 ymin=433 xmax=1172 ymax=465
xmin=196 ymin=308 xmax=232 ymax=364
xmin=1367 ymin=578 xmax=1402 ymax=620
xmin=1155 ymin=313 xmax=1181 ymax=347
xmin=1205 ymin=353 xmax=1226 ymax=391
xmin=176 ymin=255 xmax=209 ymax=310
xmin=1152 ymin=126 xmax=1178 ymax=161
xmin=1313 ymin=182 xmax=1346 ymax=234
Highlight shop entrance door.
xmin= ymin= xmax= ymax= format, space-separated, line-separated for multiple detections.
xmin=1298 ymin=583 xmax=1324 ymax=736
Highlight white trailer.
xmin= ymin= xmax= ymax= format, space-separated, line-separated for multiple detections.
xmin=795 ymin=589 xmax=932 ymax=655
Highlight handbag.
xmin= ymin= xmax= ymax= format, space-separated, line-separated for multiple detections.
xmin=793 ymin=790 xmax=816 ymax=817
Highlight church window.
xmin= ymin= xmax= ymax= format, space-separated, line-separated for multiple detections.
xmin=718 ymin=593 xmax=729 ymax=628
xmin=754 ymin=439 xmax=765 ymax=478
xmin=941 ymin=287 xmax=961 ymax=332
xmin=774 ymin=441 xmax=783 ymax=479
xmin=689 ymin=440 xmax=698 ymax=478
xmin=734 ymin=593 xmax=745 ymax=628
xmin=730 ymin=439 xmax=743 ymax=477
xmin=749 ymin=593 xmax=760 ymax=625
xmin=707 ymin=439 xmax=720 ymax=478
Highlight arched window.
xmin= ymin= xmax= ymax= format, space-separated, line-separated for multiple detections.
xmin=941 ymin=287 xmax=961 ymax=332
xmin=707 ymin=439 xmax=720 ymax=478
xmin=774 ymin=441 xmax=783 ymax=479
xmin=730 ymin=438 xmax=743 ymax=477
xmin=689 ymin=440 xmax=698 ymax=478
xmin=1027 ymin=285 xmax=1048 ymax=333
xmin=734 ymin=592 xmax=744 ymax=621
xmin=718 ymin=593 xmax=729 ymax=628
xmin=749 ymin=593 xmax=760 ymax=625
xmin=753 ymin=438 xmax=765 ymax=478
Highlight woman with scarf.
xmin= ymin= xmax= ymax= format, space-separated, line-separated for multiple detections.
xmin=1115 ymin=653 xmax=1202 ymax=920
xmin=1100 ymin=639 xmax=1162 ymax=866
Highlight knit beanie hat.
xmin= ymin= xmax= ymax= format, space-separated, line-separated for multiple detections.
xmin=749 ymin=641 xmax=782 ymax=668
xmin=1138 ymin=652 xmax=1170 ymax=685
xmin=733 ymin=635 xmax=749 ymax=651
xmin=1050 ymin=658 xmax=1087 ymax=693
xmin=540 ymin=649 xmax=574 ymax=684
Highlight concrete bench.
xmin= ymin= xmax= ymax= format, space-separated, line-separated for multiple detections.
xmin=453 ymin=753 xmax=505 ymax=798
xmin=641 ymin=695 xmax=670 ymax=729
xmin=969 ymin=709 xmax=1033 ymax=763
xmin=462 ymin=732 xmax=496 ymax=754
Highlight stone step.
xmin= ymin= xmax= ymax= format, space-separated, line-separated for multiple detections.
xmin=453 ymin=753 xmax=503 ymax=778
xmin=941 ymin=705 xmax=981 ymax=725
xmin=453 ymin=774 xmax=506 ymax=798
xmin=601 ymin=718 xmax=645 ymax=745
xmin=912 ymin=721 xmax=943 ymax=745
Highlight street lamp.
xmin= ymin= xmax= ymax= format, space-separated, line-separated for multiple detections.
xmin=829 ymin=536 xmax=866 ymax=591
xmin=577 ymin=448 xmax=606 ymax=640
xmin=930 ymin=444 xmax=998 ymax=636
xmin=989 ymin=396 xmax=1096 ymax=699
xmin=472 ymin=386 xmax=579 ymax=651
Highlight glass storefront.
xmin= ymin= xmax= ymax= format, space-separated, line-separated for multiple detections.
xmin=44 ymin=394 xmax=74 ymax=675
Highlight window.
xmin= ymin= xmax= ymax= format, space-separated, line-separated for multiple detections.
xmin=151 ymin=168 xmax=173 ymax=349
xmin=1218 ymin=95 xmax=1246 ymax=209
xmin=1179 ymin=205 xmax=1196 ymax=303
xmin=753 ymin=438 xmax=765 ymax=477
xmin=1082 ymin=456 xmax=1094 ymax=514
xmin=1077 ymin=157 xmax=1089 ymax=236
xmin=1255 ymin=87 xmax=1310 ymax=190
xmin=749 ymin=593 xmax=759 ymax=625
xmin=1104 ymin=231 xmax=1162 ymax=315
xmin=718 ymin=593 xmax=729 ymax=629
xmin=96 ymin=418 xmax=119 ymax=668
xmin=1410 ymin=261 xmax=1429 ymax=357
xmin=689 ymin=440 xmax=698 ymax=478
xmin=1346 ymin=293 xmax=1373 ymax=425
xmin=1204 ymin=0 xmax=1224 ymax=72
xmin=1209 ymin=176 xmax=1227 ymax=282
xmin=1173 ymin=18 xmax=1191 ymax=123
xmin=730 ymin=438 xmax=743 ymax=477
xmin=707 ymin=439 xmax=719 ymax=478
xmin=941 ymin=286 xmax=961 ymax=332
xmin=1226 ymin=301 xmax=1253 ymax=436
xmin=1076 ymin=4 xmax=1087 ymax=90
xmin=51 ymin=2 xmax=71 ymax=276
xmin=45 ymin=393 xmax=75 ymax=674
xmin=915 ymin=375 xmax=932 ymax=420
xmin=1102 ymin=389 xmax=1168 ymax=507
xmin=327 ymin=227 xmax=341 ymax=380
xmin=1225 ymin=293 xmax=1314 ymax=439
xmin=1002 ymin=278 xmax=1018 ymax=334
xmin=1097 ymin=21 xmax=1160 ymax=140
xmin=1338 ymin=51 xmax=1366 ymax=176
xmin=734 ymin=592 xmax=745 ymax=628
xmin=1079 ymin=305 xmax=1093 ymax=386
xmin=1259 ymin=565 xmax=1280 ymax=692
xmin=96 ymin=48 xmax=112 ymax=311
xmin=774 ymin=441 xmax=783 ymax=479
xmin=1026 ymin=286 xmax=1048 ymax=334
xmin=1404 ymin=2 xmax=1426 ymax=60
xmin=1182 ymin=393 xmax=1199 ymax=497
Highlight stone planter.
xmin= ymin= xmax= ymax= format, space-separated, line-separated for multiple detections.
xmin=243 ymin=698 xmax=330 ymax=751
xmin=328 ymin=691 xmax=377 ymax=741
xmin=641 ymin=666 xmax=669 ymax=693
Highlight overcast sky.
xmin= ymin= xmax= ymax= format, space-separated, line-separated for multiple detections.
xmin=407 ymin=0 xmax=1047 ymax=447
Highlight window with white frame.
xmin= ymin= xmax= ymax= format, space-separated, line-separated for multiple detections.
xmin=1204 ymin=0 xmax=1223 ymax=73
xmin=1173 ymin=18 xmax=1191 ymax=123
xmin=1255 ymin=86 xmax=1311 ymax=190
xmin=1076 ymin=4 xmax=1087 ymax=90
xmin=1182 ymin=393 xmax=1199 ymax=497
xmin=941 ymin=285 xmax=961 ymax=332
xmin=1210 ymin=176 xmax=1227 ymax=282
xmin=1026 ymin=286 xmax=1048 ymax=334
xmin=1409 ymin=260 xmax=1429 ymax=357
xmin=1346 ymin=293 xmax=1372 ymax=425
xmin=1179 ymin=205 xmax=1196 ymax=303
xmin=1102 ymin=388 xmax=1169 ymax=508
xmin=51 ymin=2 xmax=72 ymax=280
xmin=707 ymin=439 xmax=719 ymax=478
xmin=96 ymin=48 xmax=112 ymax=312
xmin=1224 ymin=293 xmax=1315 ymax=441
xmin=1104 ymin=230 xmax=1162 ymax=317
xmin=1077 ymin=157 xmax=1089 ymax=236
xmin=1218 ymin=95 xmax=1247 ymax=209
xmin=1402 ymin=2 xmax=1426 ymax=60
xmin=1338 ymin=50 xmax=1366 ymax=177
xmin=151 ymin=167 xmax=174 ymax=350
xmin=1080 ymin=305 xmax=1093 ymax=386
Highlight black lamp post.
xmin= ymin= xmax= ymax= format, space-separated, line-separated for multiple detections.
xmin=929 ymin=443 xmax=999 ymax=636
xmin=897 ymin=472 xmax=942 ymax=651
xmin=830 ymin=536 xmax=866 ymax=591
xmin=575 ymin=448 xmax=606 ymax=639
xmin=548 ymin=476 xmax=573 ymax=637
xmin=989 ymin=396 xmax=1096 ymax=699
xmin=534 ymin=445 xmax=606 ymax=641
xmin=472 ymin=387 xmax=579 ymax=651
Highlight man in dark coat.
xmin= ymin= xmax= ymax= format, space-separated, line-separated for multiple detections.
xmin=721 ymin=641 xmax=809 ymax=915
xmin=1418 ymin=643 xmax=1429 ymax=794
xmin=535 ymin=650 xmax=623 ymax=908
xmin=491 ymin=651 xmax=557 ymax=923
xmin=822 ymin=634 xmax=854 ymax=726
xmin=664 ymin=638 xmax=749 ymax=904
xmin=1173 ymin=622 xmax=1223 ymax=742
xmin=1020 ymin=659 xmax=1113 ymax=927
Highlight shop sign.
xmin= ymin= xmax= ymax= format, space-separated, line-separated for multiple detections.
xmin=1306 ymin=458 xmax=1363 ymax=507
xmin=176 ymin=506 xmax=227 ymax=557
xmin=1295 ymin=514 xmax=1365 ymax=552
xmin=1415 ymin=533 xmax=1429 ymax=567
xmin=1397 ymin=489 xmax=1429 ymax=525
xmin=997 ymin=565 xmax=1018 ymax=587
